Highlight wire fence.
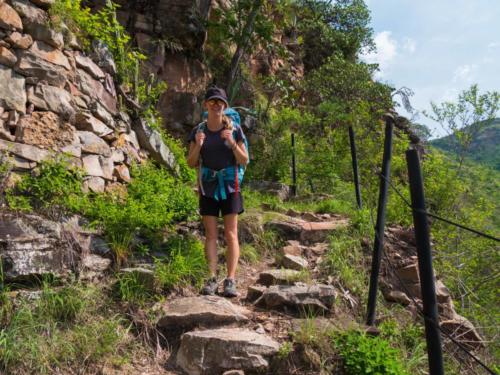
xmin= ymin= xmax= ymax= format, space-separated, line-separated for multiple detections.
xmin=366 ymin=180 xmax=498 ymax=374
xmin=283 ymin=126 xmax=499 ymax=374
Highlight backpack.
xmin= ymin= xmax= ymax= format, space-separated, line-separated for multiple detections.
xmin=197 ymin=108 xmax=249 ymax=200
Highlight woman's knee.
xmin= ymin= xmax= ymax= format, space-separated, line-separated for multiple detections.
xmin=203 ymin=217 xmax=218 ymax=241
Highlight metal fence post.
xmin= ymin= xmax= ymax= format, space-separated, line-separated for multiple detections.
xmin=348 ymin=126 xmax=362 ymax=209
xmin=406 ymin=148 xmax=444 ymax=375
xmin=366 ymin=115 xmax=394 ymax=326
xmin=291 ymin=133 xmax=297 ymax=197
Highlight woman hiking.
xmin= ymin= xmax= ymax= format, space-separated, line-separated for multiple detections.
xmin=187 ymin=87 xmax=249 ymax=297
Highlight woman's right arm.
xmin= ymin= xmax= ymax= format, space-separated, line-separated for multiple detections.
xmin=187 ymin=142 xmax=202 ymax=168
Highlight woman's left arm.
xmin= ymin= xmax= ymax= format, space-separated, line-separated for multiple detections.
xmin=231 ymin=141 xmax=249 ymax=165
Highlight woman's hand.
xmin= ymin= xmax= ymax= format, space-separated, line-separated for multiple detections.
xmin=195 ymin=130 xmax=206 ymax=147
xmin=221 ymin=129 xmax=236 ymax=148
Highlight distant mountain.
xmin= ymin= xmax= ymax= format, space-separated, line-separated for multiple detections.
xmin=430 ymin=118 xmax=500 ymax=170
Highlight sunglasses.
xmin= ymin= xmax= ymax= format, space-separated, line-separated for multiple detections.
xmin=207 ymin=99 xmax=226 ymax=106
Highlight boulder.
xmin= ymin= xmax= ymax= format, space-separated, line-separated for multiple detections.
xmin=11 ymin=0 xmax=63 ymax=48
xmin=238 ymin=213 xmax=264 ymax=244
xmin=28 ymin=40 xmax=70 ymax=70
xmin=0 ymin=138 xmax=49 ymax=162
xmin=0 ymin=65 xmax=26 ymax=113
xmin=5 ymin=31 xmax=33 ymax=49
xmin=81 ymin=154 xmax=113 ymax=179
xmin=75 ymin=112 xmax=113 ymax=137
xmin=74 ymin=52 xmax=106 ymax=80
xmin=25 ymin=22 xmax=63 ymax=49
xmin=176 ymin=328 xmax=280 ymax=375
xmin=88 ymin=101 xmax=116 ymax=128
xmin=441 ymin=314 xmax=484 ymax=350
xmin=113 ymin=164 xmax=130 ymax=182
xmin=11 ymin=154 xmax=36 ymax=170
xmin=0 ymin=212 xmax=74 ymax=281
xmin=0 ymin=3 xmax=23 ymax=31
xmin=27 ymin=84 xmax=75 ymax=118
xmin=281 ymin=254 xmax=309 ymax=270
xmin=255 ymin=284 xmax=337 ymax=314
xmin=280 ymin=242 xmax=302 ymax=257
xmin=60 ymin=142 xmax=81 ymax=158
xmin=78 ymin=131 xmax=111 ymax=156
xmin=158 ymin=296 xmax=250 ymax=330
xmin=77 ymin=69 xmax=117 ymax=115
xmin=299 ymin=220 xmax=349 ymax=243
xmin=29 ymin=0 xmax=55 ymax=9
xmin=10 ymin=0 xmax=46 ymax=24
xmin=246 ymin=181 xmax=290 ymax=200
xmin=264 ymin=220 xmax=303 ymax=241
xmin=0 ymin=46 xmax=18 ymax=67
xmin=84 ymin=176 xmax=105 ymax=193
xmin=132 ymin=118 xmax=178 ymax=174
xmin=246 ymin=285 xmax=267 ymax=303
xmin=257 ymin=269 xmax=302 ymax=286
xmin=15 ymin=111 xmax=75 ymax=149
xmin=382 ymin=290 xmax=411 ymax=306
xmin=15 ymin=49 xmax=67 ymax=87
xmin=395 ymin=263 xmax=420 ymax=284
xmin=80 ymin=254 xmax=111 ymax=280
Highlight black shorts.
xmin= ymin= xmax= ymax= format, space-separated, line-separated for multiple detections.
xmin=199 ymin=192 xmax=244 ymax=217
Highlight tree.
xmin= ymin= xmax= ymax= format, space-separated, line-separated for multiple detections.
xmin=297 ymin=0 xmax=374 ymax=71
xmin=424 ymin=84 xmax=500 ymax=169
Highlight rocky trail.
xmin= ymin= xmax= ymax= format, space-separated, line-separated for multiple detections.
xmin=1 ymin=204 xmax=484 ymax=375
xmin=115 ymin=208 xmax=483 ymax=375
xmin=125 ymin=210 xmax=351 ymax=375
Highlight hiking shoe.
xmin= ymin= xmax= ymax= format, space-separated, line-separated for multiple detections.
xmin=223 ymin=278 xmax=238 ymax=298
xmin=201 ymin=277 xmax=218 ymax=295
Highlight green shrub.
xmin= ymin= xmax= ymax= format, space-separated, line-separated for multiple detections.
xmin=154 ymin=235 xmax=208 ymax=290
xmin=49 ymin=0 xmax=146 ymax=86
xmin=332 ymin=330 xmax=409 ymax=375
xmin=83 ymin=162 xmax=197 ymax=260
xmin=6 ymin=157 xmax=84 ymax=212
xmin=321 ymin=228 xmax=367 ymax=297
xmin=115 ymin=271 xmax=155 ymax=305
xmin=0 ymin=283 xmax=130 ymax=374
xmin=37 ymin=282 xmax=87 ymax=323
xmin=239 ymin=243 xmax=259 ymax=264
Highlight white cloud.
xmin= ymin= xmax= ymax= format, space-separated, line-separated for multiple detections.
xmin=452 ymin=64 xmax=477 ymax=83
xmin=402 ymin=37 xmax=416 ymax=54
xmin=487 ymin=41 xmax=500 ymax=49
xmin=361 ymin=31 xmax=398 ymax=77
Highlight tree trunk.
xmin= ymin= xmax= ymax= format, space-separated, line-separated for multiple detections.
xmin=226 ymin=0 xmax=263 ymax=99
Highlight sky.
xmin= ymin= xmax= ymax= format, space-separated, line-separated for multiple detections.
xmin=361 ymin=0 xmax=500 ymax=138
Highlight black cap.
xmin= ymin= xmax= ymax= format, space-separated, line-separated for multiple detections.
xmin=204 ymin=86 xmax=229 ymax=107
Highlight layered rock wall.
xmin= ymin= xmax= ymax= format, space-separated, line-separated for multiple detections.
xmin=88 ymin=0 xmax=212 ymax=137
xmin=0 ymin=0 xmax=176 ymax=193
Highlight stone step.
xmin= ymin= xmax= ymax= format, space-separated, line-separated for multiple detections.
xmin=257 ymin=269 xmax=302 ymax=286
xmin=280 ymin=253 xmax=309 ymax=270
xmin=254 ymin=283 xmax=337 ymax=315
xmin=157 ymin=296 xmax=250 ymax=331
xmin=176 ymin=328 xmax=280 ymax=375
xmin=264 ymin=219 xmax=348 ymax=243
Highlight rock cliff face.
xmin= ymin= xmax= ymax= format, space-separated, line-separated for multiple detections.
xmin=87 ymin=0 xmax=303 ymax=139
xmin=87 ymin=0 xmax=213 ymax=137
xmin=0 ymin=0 xmax=177 ymax=193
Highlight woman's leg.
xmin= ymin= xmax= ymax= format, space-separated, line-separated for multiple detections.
xmin=223 ymin=213 xmax=239 ymax=279
xmin=202 ymin=215 xmax=219 ymax=277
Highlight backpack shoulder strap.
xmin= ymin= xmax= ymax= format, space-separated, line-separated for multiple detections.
xmin=197 ymin=121 xmax=207 ymax=132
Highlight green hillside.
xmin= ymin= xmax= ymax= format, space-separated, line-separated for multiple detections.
xmin=430 ymin=118 xmax=500 ymax=170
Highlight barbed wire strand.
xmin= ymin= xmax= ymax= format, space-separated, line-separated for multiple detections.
xmin=377 ymin=172 xmax=500 ymax=242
